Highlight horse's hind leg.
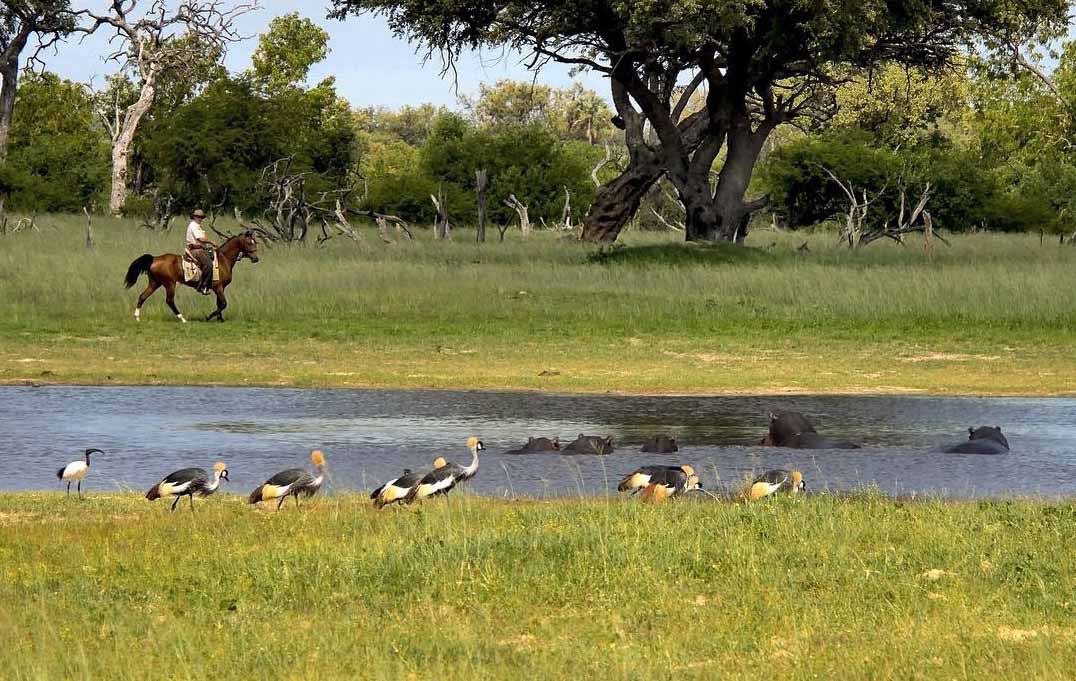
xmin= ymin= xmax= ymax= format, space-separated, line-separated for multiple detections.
xmin=135 ymin=281 xmax=159 ymax=322
xmin=207 ymin=288 xmax=227 ymax=322
xmin=164 ymin=282 xmax=186 ymax=323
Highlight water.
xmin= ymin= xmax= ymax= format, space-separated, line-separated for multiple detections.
xmin=3 ymin=385 xmax=1075 ymax=498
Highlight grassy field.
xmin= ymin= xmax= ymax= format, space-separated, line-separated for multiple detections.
xmin=2 ymin=492 xmax=1075 ymax=679
xmin=2 ymin=214 xmax=1075 ymax=394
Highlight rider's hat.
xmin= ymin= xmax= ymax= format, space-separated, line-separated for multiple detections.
xmin=191 ymin=209 xmax=207 ymax=218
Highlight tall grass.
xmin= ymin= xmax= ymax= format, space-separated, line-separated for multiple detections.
xmin=1 ymin=214 xmax=1075 ymax=394
xmin=1 ymin=493 xmax=1075 ymax=679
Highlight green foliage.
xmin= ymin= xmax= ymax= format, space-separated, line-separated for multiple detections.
xmin=359 ymin=110 xmax=599 ymax=226
xmin=141 ymin=75 xmax=356 ymax=213
xmin=250 ymin=12 xmax=331 ymax=93
xmin=5 ymin=72 xmax=109 ymax=211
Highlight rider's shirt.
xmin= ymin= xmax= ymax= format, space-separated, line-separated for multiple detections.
xmin=186 ymin=220 xmax=207 ymax=246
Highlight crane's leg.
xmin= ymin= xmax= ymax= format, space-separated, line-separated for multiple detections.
xmin=77 ymin=481 xmax=82 ymax=500
xmin=170 ymin=496 xmax=181 ymax=512
xmin=66 ymin=481 xmax=71 ymax=497
xmin=189 ymin=495 xmax=196 ymax=512
xmin=276 ymin=496 xmax=286 ymax=511
xmin=295 ymin=494 xmax=301 ymax=509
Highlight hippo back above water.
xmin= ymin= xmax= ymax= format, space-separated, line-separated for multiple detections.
xmin=504 ymin=437 xmax=561 ymax=455
xmin=943 ymin=426 xmax=1010 ymax=454
xmin=760 ymin=411 xmax=860 ymax=449
xmin=562 ymin=434 xmax=615 ymax=455
xmin=641 ymin=434 xmax=678 ymax=453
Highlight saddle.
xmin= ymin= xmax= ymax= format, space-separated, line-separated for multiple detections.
xmin=182 ymin=248 xmax=221 ymax=286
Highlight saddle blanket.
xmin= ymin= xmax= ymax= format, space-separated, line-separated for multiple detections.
xmin=182 ymin=249 xmax=221 ymax=285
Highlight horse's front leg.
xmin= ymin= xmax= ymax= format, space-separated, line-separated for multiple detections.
xmin=164 ymin=283 xmax=186 ymax=323
xmin=135 ymin=281 xmax=160 ymax=322
xmin=207 ymin=288 xmax=228 ymax=322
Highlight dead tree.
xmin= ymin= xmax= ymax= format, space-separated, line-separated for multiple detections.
xmin=430 ymin=185 xmax=450 ymax=240
xmin=140 ymin=189 xmax=174 ymax=230
xmin=821 ymin=167 xmax=884 ymax=248
xmin=241 ymin=157 xmax=390 ymax=245
xmin=505 ymin=194 xmax=530 ymax=238
xmin=79 ymin=0 xmax=260 ymax=215
xmin=560 ymin=186 xmax=573 ymax=230
xmin=823 ymin=166 xmax=951 ymax=249
xmin=83 ymin=207 xmax=94 ymax=249
xmin=475 ymin=169 xmax=488 ymax=243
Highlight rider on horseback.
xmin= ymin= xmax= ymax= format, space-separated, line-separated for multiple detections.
xmin=185 ymin=209 xmax=216 ymax=294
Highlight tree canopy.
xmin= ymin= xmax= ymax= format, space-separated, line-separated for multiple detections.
xmin=330 ymin=0 xmax=1071 ymax=243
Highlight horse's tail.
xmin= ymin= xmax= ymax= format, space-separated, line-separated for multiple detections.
xmin=124 ymin=254 xmax=154 ymax=289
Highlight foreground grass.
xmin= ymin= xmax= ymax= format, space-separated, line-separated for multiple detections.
xmin=2 ymin=493 xmax=1075 ymax=679
xmin=2 ymin=215 xmax=1076 ymax=394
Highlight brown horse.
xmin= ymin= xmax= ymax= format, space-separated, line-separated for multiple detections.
xmin=124 ymin=231 xmax=260 ymax=322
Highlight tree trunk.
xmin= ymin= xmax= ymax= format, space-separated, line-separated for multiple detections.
xmin=109 ymin=73 xmax=158 ymax=215
xmin=678 ymin=120 xmax=772 ymax=243
xmin=581 ymin=154 xmax=665 ymax=243
xmin=475 ymin=169 xmax=488 ymax=243
xmin=0 ymin=29 xmax=30 ymax=163
xmin=0 ymin=58 xmax=19 ymax=163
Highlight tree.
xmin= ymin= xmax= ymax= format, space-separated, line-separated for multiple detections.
xmin=5 ymin=70 xmax=109 ymax=210
xmin=78 ymin=0 xmax=260 ymax=215
xmin=249 ymin=12 xmax=329 ymax=94
xmin=0 ymin=1 xmax=74 ymax=160
xmin=330 ymin=0 xmax=1070 ymax=243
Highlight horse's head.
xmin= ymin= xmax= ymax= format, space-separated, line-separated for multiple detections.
xmin=237 ymin=230 xmax=260 ymax=263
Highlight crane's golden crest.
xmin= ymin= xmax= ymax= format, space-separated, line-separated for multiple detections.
xmin=213 ymin=462 xmax=227 ymax=473
xmin=791 ymin=471 xmax=803 ymax=484
xmin=433 ymin=457 xmax=447 ymax=469
xmin=467 ymin=436 xmax=480 ymax=449
xmin=680 ymin=465 xmax=695 ymax=477
xmin=311 ymin=450 xmax=325 ymax=466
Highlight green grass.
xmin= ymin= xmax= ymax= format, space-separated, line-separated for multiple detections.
xmin=2 ymin=214 xmax=1076 ymax=394
xmin=2 ymin=492 xmax=1076 ymax=679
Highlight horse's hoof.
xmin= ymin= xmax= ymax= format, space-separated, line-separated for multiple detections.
xmin=134 ymin=309 xmax=141 ymax=322
xmin=177 ymin=314 xmax=187 ymax=324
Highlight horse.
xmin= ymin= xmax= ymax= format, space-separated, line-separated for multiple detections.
xmin=124 ymin=231 xmax=260 ymax=323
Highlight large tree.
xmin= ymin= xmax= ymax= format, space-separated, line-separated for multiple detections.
xmin=329 ymin=0 xmax=1069 ymax=243
xmin=0 ymin=1 xmax=74 ymax=161
xmin=78 ymin=0 xmax=259 ymax=215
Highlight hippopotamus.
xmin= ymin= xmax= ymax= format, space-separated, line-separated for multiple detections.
xmin=641 ymin=434 xmax=678 ymax=453
xmin=760 ymin=411 xmax=860 ymax=449
xmin=942 ymin=426 xmax=1010 ymax=454
xmin=562 ymin=434 xmax=615 ymax=455
xmin=504 ymin=437 xmax=560 ymax=455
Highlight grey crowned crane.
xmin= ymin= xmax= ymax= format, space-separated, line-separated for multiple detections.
xmin=248 ymin=450 xmax=327 ymax=510
xmin=57 ymin=448 xmax=104 ymax=499
xmin=618 ymin=464 xmax=701 ymax=502
xmin=146 ymin=462 xmax=229 ymax=512
xmin=749 ymin=469 xmax=805 ymax=500
xmin=405 ymin=437 xmax=482 ymax=503
xmin=371 ymin=461 xmax=440 ymax=509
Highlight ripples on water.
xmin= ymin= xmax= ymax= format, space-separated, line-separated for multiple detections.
xmin=2 ymin=385 xmax=1075 ymax=498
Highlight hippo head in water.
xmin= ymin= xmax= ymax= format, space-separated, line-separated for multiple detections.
xmin=563 ymin=434 xmax=615 ymax=455
xmin=504 ymin=437 xmax=560 ymax=455
xmin=641 ymin=433 xmax=678 ymax=453
xmin=760 ymin=411 xmax=860 ymax=449
xmin=969 ymin=426 xmax=1009 ymax=449
xmin=761 ymin=411 xmax=817 ymax=446
xmin=943 ymin=426 xmax=1010 ymax=454
xmin=942 ymin=426 xmax=1010 ymax=454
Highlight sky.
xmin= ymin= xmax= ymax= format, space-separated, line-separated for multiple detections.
xmin=41 ymin=0 xmax=611 ymax=109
